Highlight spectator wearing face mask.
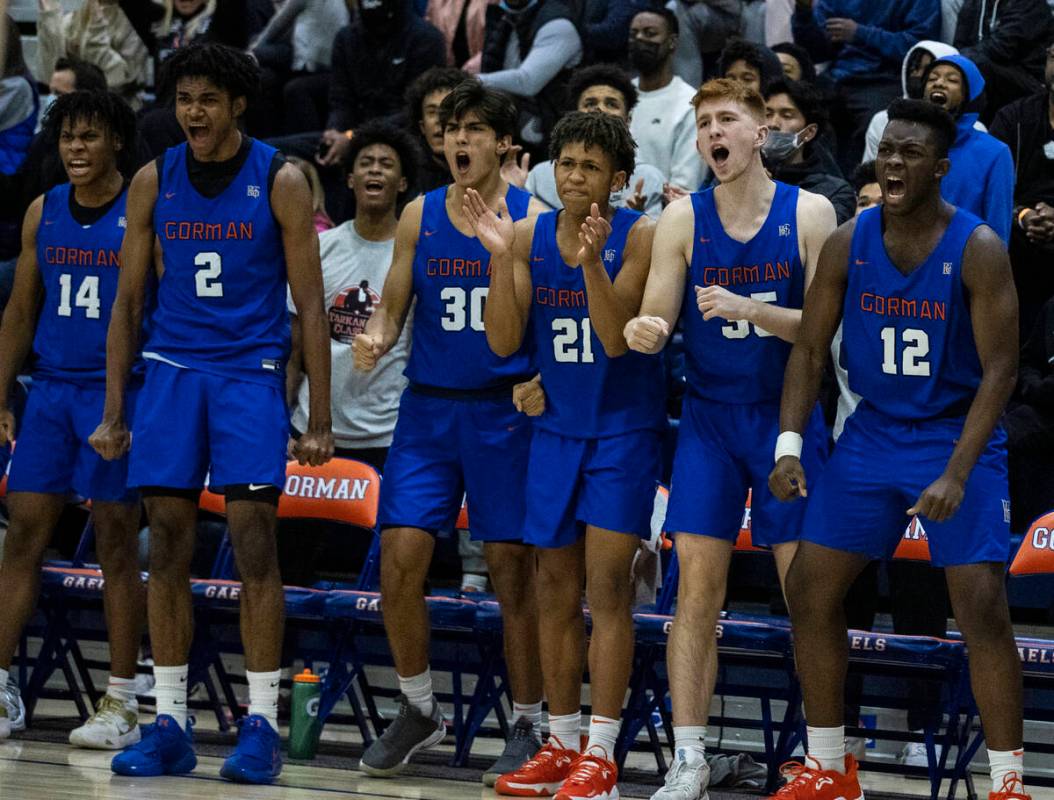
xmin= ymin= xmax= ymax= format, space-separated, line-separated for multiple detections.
xmin=627 ymin=8 xmax=706 ymax=196
xmin=922 ymin=53 xmax=1014 ymax=243
xmin=762 ymin=79 xmax=855 ymax=223
xmin=990 ymin=43 xmax=1054 ymax=336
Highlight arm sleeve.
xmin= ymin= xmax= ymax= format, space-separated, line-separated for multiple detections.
xmin=118 ymin=0 xmax=161 ymax=54
xmin=585 ymin=0 xmax=640 ymax=48
xmin=478 ymin=19 xmax=582 ymax=97
xmin=253 ymin=0 xmax=306 ymax=47
xmin=669 ymin=110 xmax=707 ymax=190
xmin=962 ymin=0 xmax=1050 ymax=64
xmin=326 ymin=30 xmax=354 ymax=130
xmin=80 ymin=10 xmax=147 ymax=92
xmin=862 ymin=111 xmax=884 ymax=162
xmin=852 ymin=0 xmax=940 ymax=62
xmin=406 ymin=23 xmax=448 ymax=84
xmin=37 ymin=7 xmax=68 ymax=82
xmin=791 ymin=5 xmax=837 ymax=63
xmin=983 ymin=147 xmax=1016 ymax=245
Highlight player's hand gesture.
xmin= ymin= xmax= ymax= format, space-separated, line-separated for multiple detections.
xmin=576 ymin=203 xmax=613 ymax=267
xmin=89 ymin=418 xmax=131 ymax=461
xmin=624 ymin=316 xmax=670 ymax=354
xmin=695 ymin=284 xmax=749 ymax=322
xmin=293 ymin=429 xmax=335 ymax=468
xmin=463 ymin=188 xmax=514 ymax=256
xmin=769 ymin=456 xmax=807 ymax=501
xmin=907 ymin=473 xmax=964 ymax=523
xmin=513 ymin=375 xmax=546 ymax=417
xmin=353 ymin=333 xmax=383 ymax=372
xmin=0 ymin=407 xmax=14 ymax=447
xmin=500 ymin=146 xmax=531 ymax=189
xmin=625 ymin=178 xmax=647 ymax=212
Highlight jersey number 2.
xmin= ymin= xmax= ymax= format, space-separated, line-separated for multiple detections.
xmin=880 ymin=327 xmax=930 ymax=376
xmin=57 ymin=274 xmax=100 ymax=319
xmin=195 ymin=251 xmax=223 ymax=298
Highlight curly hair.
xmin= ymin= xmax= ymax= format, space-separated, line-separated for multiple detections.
xmin=405 ymin=67 xmax=471 ymax=132
xmin=549 ymin=110 xmax=636 ymax=177
xmin=158 ymin=42 xmax=260 ymax=107
xmin=565 ymin=63 xmax=639 ymax=114
xmin=343 ymin=121 xmax=422 ymax=202
xmin=852 ymin=161 xmax=878 ymax=192
xmin=42 ymin=90 xmax=139 ymax=179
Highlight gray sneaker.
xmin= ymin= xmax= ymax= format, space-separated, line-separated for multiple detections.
xmin=0 ymin=678 xmax=25 ymax=740
xmin=359 ymin=695 xmax=445 ymax=777
xmin=482 ymin=717 xmax=542 ymax=786
xmin=651 ymin=752 xmax=710 ymax=800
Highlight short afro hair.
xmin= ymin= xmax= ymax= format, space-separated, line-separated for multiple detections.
xmin=885 ymin=98 xmax=957 ymax=159
xmin=42 ymin=90 xmax=139 ymax=179
xmin=343 ymin=121 xmax=422 ymax=202
xmin=158 ymin=42 xmax=260 ymax=107
xmin=565 ymin=63 xmax=639 ymax=114
xmin=764 ymin=79 xmax=828 ymax=134
xmin=548 ymin=110 xmax=636 ymax=177
xmin=630 ymin=6 xmax=678 ymax=36
xmin=852 ymin=161 xmax=878 ymax=192
xmin=53 ymin=56 xmax=107 ymax=94
xmin=438 ymin=80 xmax=518 ymax=140
xmin=405 ymin=66 xmax=470 ymax=132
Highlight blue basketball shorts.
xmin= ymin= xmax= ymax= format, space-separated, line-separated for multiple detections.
xmin=801 ymin=403 xmax=1010 ymax=566
xmin=127 ymin=360 xmax=288 ymax=491
xmin=7 ymin=379 xmax=137 ymax=503
xmin=378 ymin=387 xmax=531 ymax=542
xmin=523 ymin=426 xmax=662 ymax=549
xmin=664 ymin=394 xmax=828 ymax=546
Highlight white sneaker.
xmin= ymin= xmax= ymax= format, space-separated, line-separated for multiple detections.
xmin=69 ymin=695 xmax=140 ymax=750
xmin=900 ymin=737 xmax=937 ymax=769
xmin=0 ymin=678 xmax=25 ymax=739
xmin=651 ymin=752 xmax=710 ymax=800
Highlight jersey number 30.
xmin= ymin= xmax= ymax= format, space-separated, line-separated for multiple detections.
xmin=195 ymin=251 xmax=224 ymax=298
xmin=880 ymin=326 xmax=930 ymax=376
xmin=441 ymin=286 xmax=486 ymax=331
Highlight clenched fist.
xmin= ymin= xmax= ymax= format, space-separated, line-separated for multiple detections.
xmin=353 ymin=333 xmax=383 ymax=371
xmin=624 ymin=316 xmax=670 ymax=354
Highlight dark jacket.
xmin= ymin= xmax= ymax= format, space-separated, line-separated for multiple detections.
xmin=327 ymin=6 xmax=446 ymax=131
xmin=954 ymin=0 xmax=1054 ymax=82
xmin=584 ymin=0 xmax=647 ymax=64
xmin=791 ymin=0 xmax=940 ymax=83
xmin=1018 ymin=296 xmax=1054 ymax=413
xmin=990 ymin=91 xmax=1054 ymax=209
xmin=770 ymin=148 xmax=856 ymax=225
xmin=482 ymin=0 xmax=584 ymax=146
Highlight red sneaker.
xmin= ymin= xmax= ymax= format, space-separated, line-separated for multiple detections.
xmin=767 ymin=755 xmax=864 ymax=800
xmin=554 ymin=751 xmax=619 ymax=800
xmin=990 ymin=774 xmax=1030 ymax=800
xmin=495 ymin=738 xmax=578 ymax=797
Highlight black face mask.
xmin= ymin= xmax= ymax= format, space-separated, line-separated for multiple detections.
xmin=360 ymin=0 xmax=399 ymax=34
xmin=628 ymin=40 xmax=666 ymax=75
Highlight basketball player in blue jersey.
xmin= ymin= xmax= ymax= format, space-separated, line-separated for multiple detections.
xmin=90 ymin=43 xmax=334 ymax=784
xmin=624 ymin=78 xmax=837 ymax=800
xmin=0 ymin=91 xmax=145 ymax=749
xmin=466 ymin=110 xmax=662 ymax=800
xmin=352 ymin=80 xmax=549 ymax=781
xmin=768 ymin=99 xmax=1028 ymax=800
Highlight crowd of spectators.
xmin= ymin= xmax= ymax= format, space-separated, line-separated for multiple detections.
xmin=1 ymin=0 xmax=1053 ymax=563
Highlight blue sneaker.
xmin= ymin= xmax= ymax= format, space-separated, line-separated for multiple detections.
xmin=111 ymin=714 xmax=196 ymax=777
xmin=219 ymin=714 xmax=283 ymax=784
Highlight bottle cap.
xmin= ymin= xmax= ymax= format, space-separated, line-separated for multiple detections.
xmin=293 ymin=668 xmax=320 ymax=684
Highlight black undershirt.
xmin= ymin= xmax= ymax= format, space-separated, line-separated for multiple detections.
xmin=68 ymin=181 xmax=129 ymax=226
xmin=154 ymin=135 xmax=284 ymax=199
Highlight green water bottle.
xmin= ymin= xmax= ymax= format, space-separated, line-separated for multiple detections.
xmin=288 ymin=668 xmax=322 ymax=759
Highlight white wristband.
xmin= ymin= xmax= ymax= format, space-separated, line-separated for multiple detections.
xmin=774 ymin=431 xmax=803 ymax=463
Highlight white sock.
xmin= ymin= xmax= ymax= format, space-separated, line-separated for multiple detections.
xmin=548 ymin=711 xmax=581 ymax=752
xmin=106 ymin=675 xmax=138 ymax=711
xmin=513 ymin=700 xmax=543 ymax=731
xmin=674 ymin=725 xmax=707 ymax=765
xmin=247 ymin=669 xmax=281 ymax=730
xmin=585 ymin=714 xmax=620 ymax=760
xmin=398 ymin=669 xmax=434 ymax=715
xmin=807 ymin=725 xmax=846 ymax=774
xmin=988 ymin=748 xmax=1024 ymax=793
xmin=153 ymin=665 xmax=188 ymax=728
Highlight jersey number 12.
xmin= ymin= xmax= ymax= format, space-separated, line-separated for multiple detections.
xmin=880 ymin=326 xmax=930 ymax=376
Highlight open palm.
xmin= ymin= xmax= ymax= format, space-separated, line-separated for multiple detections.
xmin=463 ymin=188 xmax=513 ymax=256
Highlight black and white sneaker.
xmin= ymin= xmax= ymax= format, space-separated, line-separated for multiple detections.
xmin=483 ymin=716 xmax=542 ymax=786
xmin=359 ymin=695 xmax=445 ymax=777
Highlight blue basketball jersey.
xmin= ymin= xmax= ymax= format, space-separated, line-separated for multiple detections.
xmin=147 ymin=139 xmax=288 ymax=386
xmin=840 ymin=206 xmax=984 ymax=420
xmin=33 ymin=183 xmax=128 ymax=386
xmin=404 ymin=184 xmax=533 ymax=389
xmin=684 ymin=182 xmax=804 ymax=404
xmin=529 ymin=208 xmax=665 ymax=438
